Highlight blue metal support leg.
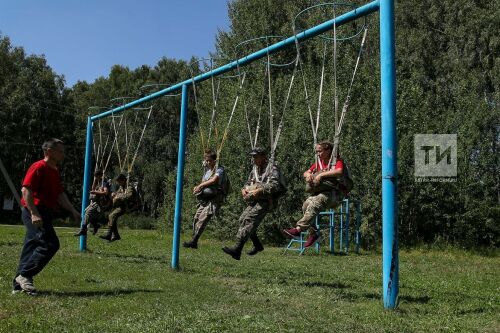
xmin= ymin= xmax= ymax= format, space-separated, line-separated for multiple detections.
xmin=345 ymin=198 xmax=350 ymax=254
xmin=171 ymin=84 xmax=189 ymax=270
xmin=380 ymin=0 xmax=399 ymax=309
xmin=79 ymin=117 xmax=93 ymax=252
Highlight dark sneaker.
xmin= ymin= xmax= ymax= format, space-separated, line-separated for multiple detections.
xmin=183 ymin=241 xmax=198 ymax=249
xmin=246 ymin=246 xmax=264 ymax=256
xmin=74 ymin=228 xmax=87 ymax=237
xmin=222 ymin=246 xmax=241 ymax=260
xmin=304 ymin=232 xmax=320 ymax=248
xmin=15 ymin=275 xmax=36 ymax=293
xmin=282 ymin=228 xmax=301 ymax=239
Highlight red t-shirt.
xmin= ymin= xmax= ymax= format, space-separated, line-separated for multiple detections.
xmin=308 ymin=158 xmax=348 ymax=195
xmin=308 ymin=158 xmax=344 ymax=173
xmin=20 ymin=159 xmax=64 ymax=210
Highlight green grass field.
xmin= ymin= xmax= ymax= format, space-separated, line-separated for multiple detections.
xmin=0 ymin=225 xmax=498 ymax=332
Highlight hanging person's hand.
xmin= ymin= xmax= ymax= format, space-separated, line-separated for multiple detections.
xmin=31 ymin=214 xmax=43 ymax=227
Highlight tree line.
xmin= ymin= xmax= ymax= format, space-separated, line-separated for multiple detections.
xmin=0 ymin=0 xmax=497 ymax=247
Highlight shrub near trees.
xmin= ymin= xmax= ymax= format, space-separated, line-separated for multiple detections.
xmin=0 ymin=0 xmax=497 ymax=247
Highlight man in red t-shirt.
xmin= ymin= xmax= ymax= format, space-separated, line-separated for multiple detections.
xmin=282 ymin=141 xmax=346 ymax=247
xmin=12 ymin=138 xmax=80 ymax=295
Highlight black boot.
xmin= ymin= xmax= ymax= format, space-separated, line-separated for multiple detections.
xmin=74 ymin=226 xmax=87 ymax=237
xmin=183 ymin=232 xmax=200 ymax=249
xmin=247 ymin=234 xmax=264 ymax=256
xmin=110 ymin=224 xmax=121 ymax=242
xmin=99 ymin=228 xmax=112 ymax=241
xmin=182 ymin=239 xmax=198 ymax=249
xmin=222 ymin=239 xmax=245 ymax=260
xmin=91 ymin=222 xmax=101 ymax=235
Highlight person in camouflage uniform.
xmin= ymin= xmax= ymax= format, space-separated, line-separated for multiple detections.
xmin=282 ymin=141 xmax=348 ymax=247
xmin=222 ymin=147 xmax=285 ymax=260
xmin=99 ymin=173 xmax=136 ymax=242
xmin=183 ymin=148 xmax=226 ymax=249
xmin=74 ymin=169 xmax=111 ymax=237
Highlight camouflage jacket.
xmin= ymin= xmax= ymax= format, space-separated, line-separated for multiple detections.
xmin=244 ymin=163 xmax=284 ymax=198
xmin=112 ymin=184 xmax=136 ymax=208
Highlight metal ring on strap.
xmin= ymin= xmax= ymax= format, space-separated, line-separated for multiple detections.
xmin=293 ymin=2 xmax=366 ymax=42
xmin=139 ymin=84 xmax=183 ymax=96
xmin=189 ymin=57 xmax=245 ymax=80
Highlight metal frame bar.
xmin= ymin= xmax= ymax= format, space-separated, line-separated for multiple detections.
xmin=78 ymin=0 xmax=399 ymax=309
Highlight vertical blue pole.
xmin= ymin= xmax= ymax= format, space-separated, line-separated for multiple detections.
xmin=329 ymin=211 xmax=334 ymax=252
xmin=339 ymin=205 xmax=343 ymax=253
xmin=171 ymin=84 xmax=189 ymax=269
xmin=345 ymin=199 xmax=350 ymax=254
xmin=380 ymin=0 xmax=399 ymax=309
xmin=355 ymin=201 xmax=361 ymax=254
xmin=79 ymin=117 xmax=93 ymax=252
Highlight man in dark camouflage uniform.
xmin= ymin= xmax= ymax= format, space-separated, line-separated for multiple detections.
xmin=99 ymin=173 xmax=136 ymax=242
xmin=222 ymin=147 xmax=285 ymax=260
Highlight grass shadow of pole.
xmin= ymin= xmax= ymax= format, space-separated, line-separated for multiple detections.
xmin=36 ymin=288 xmax=164 ymax=298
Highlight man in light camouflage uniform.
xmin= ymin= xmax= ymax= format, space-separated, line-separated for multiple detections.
xmin=282 ymin=141 xmax=347 ymax=247
xmin=222 ymin=147 xmax=285 ymax=260
xmin=99 ymin=173 xmax=136 ymax=242
xmin=183 ymin=149 xmax=226 ymax=249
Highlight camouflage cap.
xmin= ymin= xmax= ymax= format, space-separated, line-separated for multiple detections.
xmin=249 ymin=147 xmax=267 ymax=156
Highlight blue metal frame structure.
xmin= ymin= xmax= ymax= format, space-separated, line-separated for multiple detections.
xmin=79 ymin=0 xmax=398 ymax=308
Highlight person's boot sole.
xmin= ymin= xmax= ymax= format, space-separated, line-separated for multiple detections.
xmin=222 ymin=247 xmax=241 ymax=260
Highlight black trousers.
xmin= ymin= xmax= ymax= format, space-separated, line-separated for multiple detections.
xmin=13 ymin=207 xmax=60 ymax=288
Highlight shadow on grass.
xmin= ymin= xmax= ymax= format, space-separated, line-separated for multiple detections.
xmin=399 ymin=295 xmax=431 ymax=304
xmin=322 ymin=251 xmax=349 ymax=256
xmin=356 ymin=293 xmax=431 ymax=304
xmin=302 ymin=281 xmax=349 ymax=289
xmin=95 ymin=252 xmax=167 ymax=264
xmin=37 ymin=288 xmax=163 ymax=298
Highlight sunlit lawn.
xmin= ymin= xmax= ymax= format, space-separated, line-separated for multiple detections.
xmin=0 ymin=225 xmax=498 ymax=332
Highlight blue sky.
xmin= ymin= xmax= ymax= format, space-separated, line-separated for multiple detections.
xmin=0 ymin=0 xmax=230 ymax=87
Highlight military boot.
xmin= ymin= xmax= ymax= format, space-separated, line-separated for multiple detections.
xmin=99 ymin=227 xmax=113 ymax=241
xmin=183 ymin=237 xmax=198 ymax=249
xmin=110 ymin=224 xmax=121 ymax=242
xmin=90 ymin=221 xmax=101 ymax=235
xmin=247 ymin=234 xmax=264 ymax=256
xmin=222 ymin=239 xmax=245 ymax=260
xmin=74 ymin=226 xmax=87 ymax=237
xmin=183 ymin=230 xmax=200 ymax=249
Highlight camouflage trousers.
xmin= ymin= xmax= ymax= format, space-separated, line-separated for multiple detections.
xmin=108 ymin=206 xmax=125 ymax=228
xmin=296 ymin=190 xmax=343 ymax=232
xmin=83 ymin=201 xmax=105 ymax=227
xmin=236 ymin=200 xmax=271 ymax=243
xmin=192 ymin=200 xmax=219 ymax=238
